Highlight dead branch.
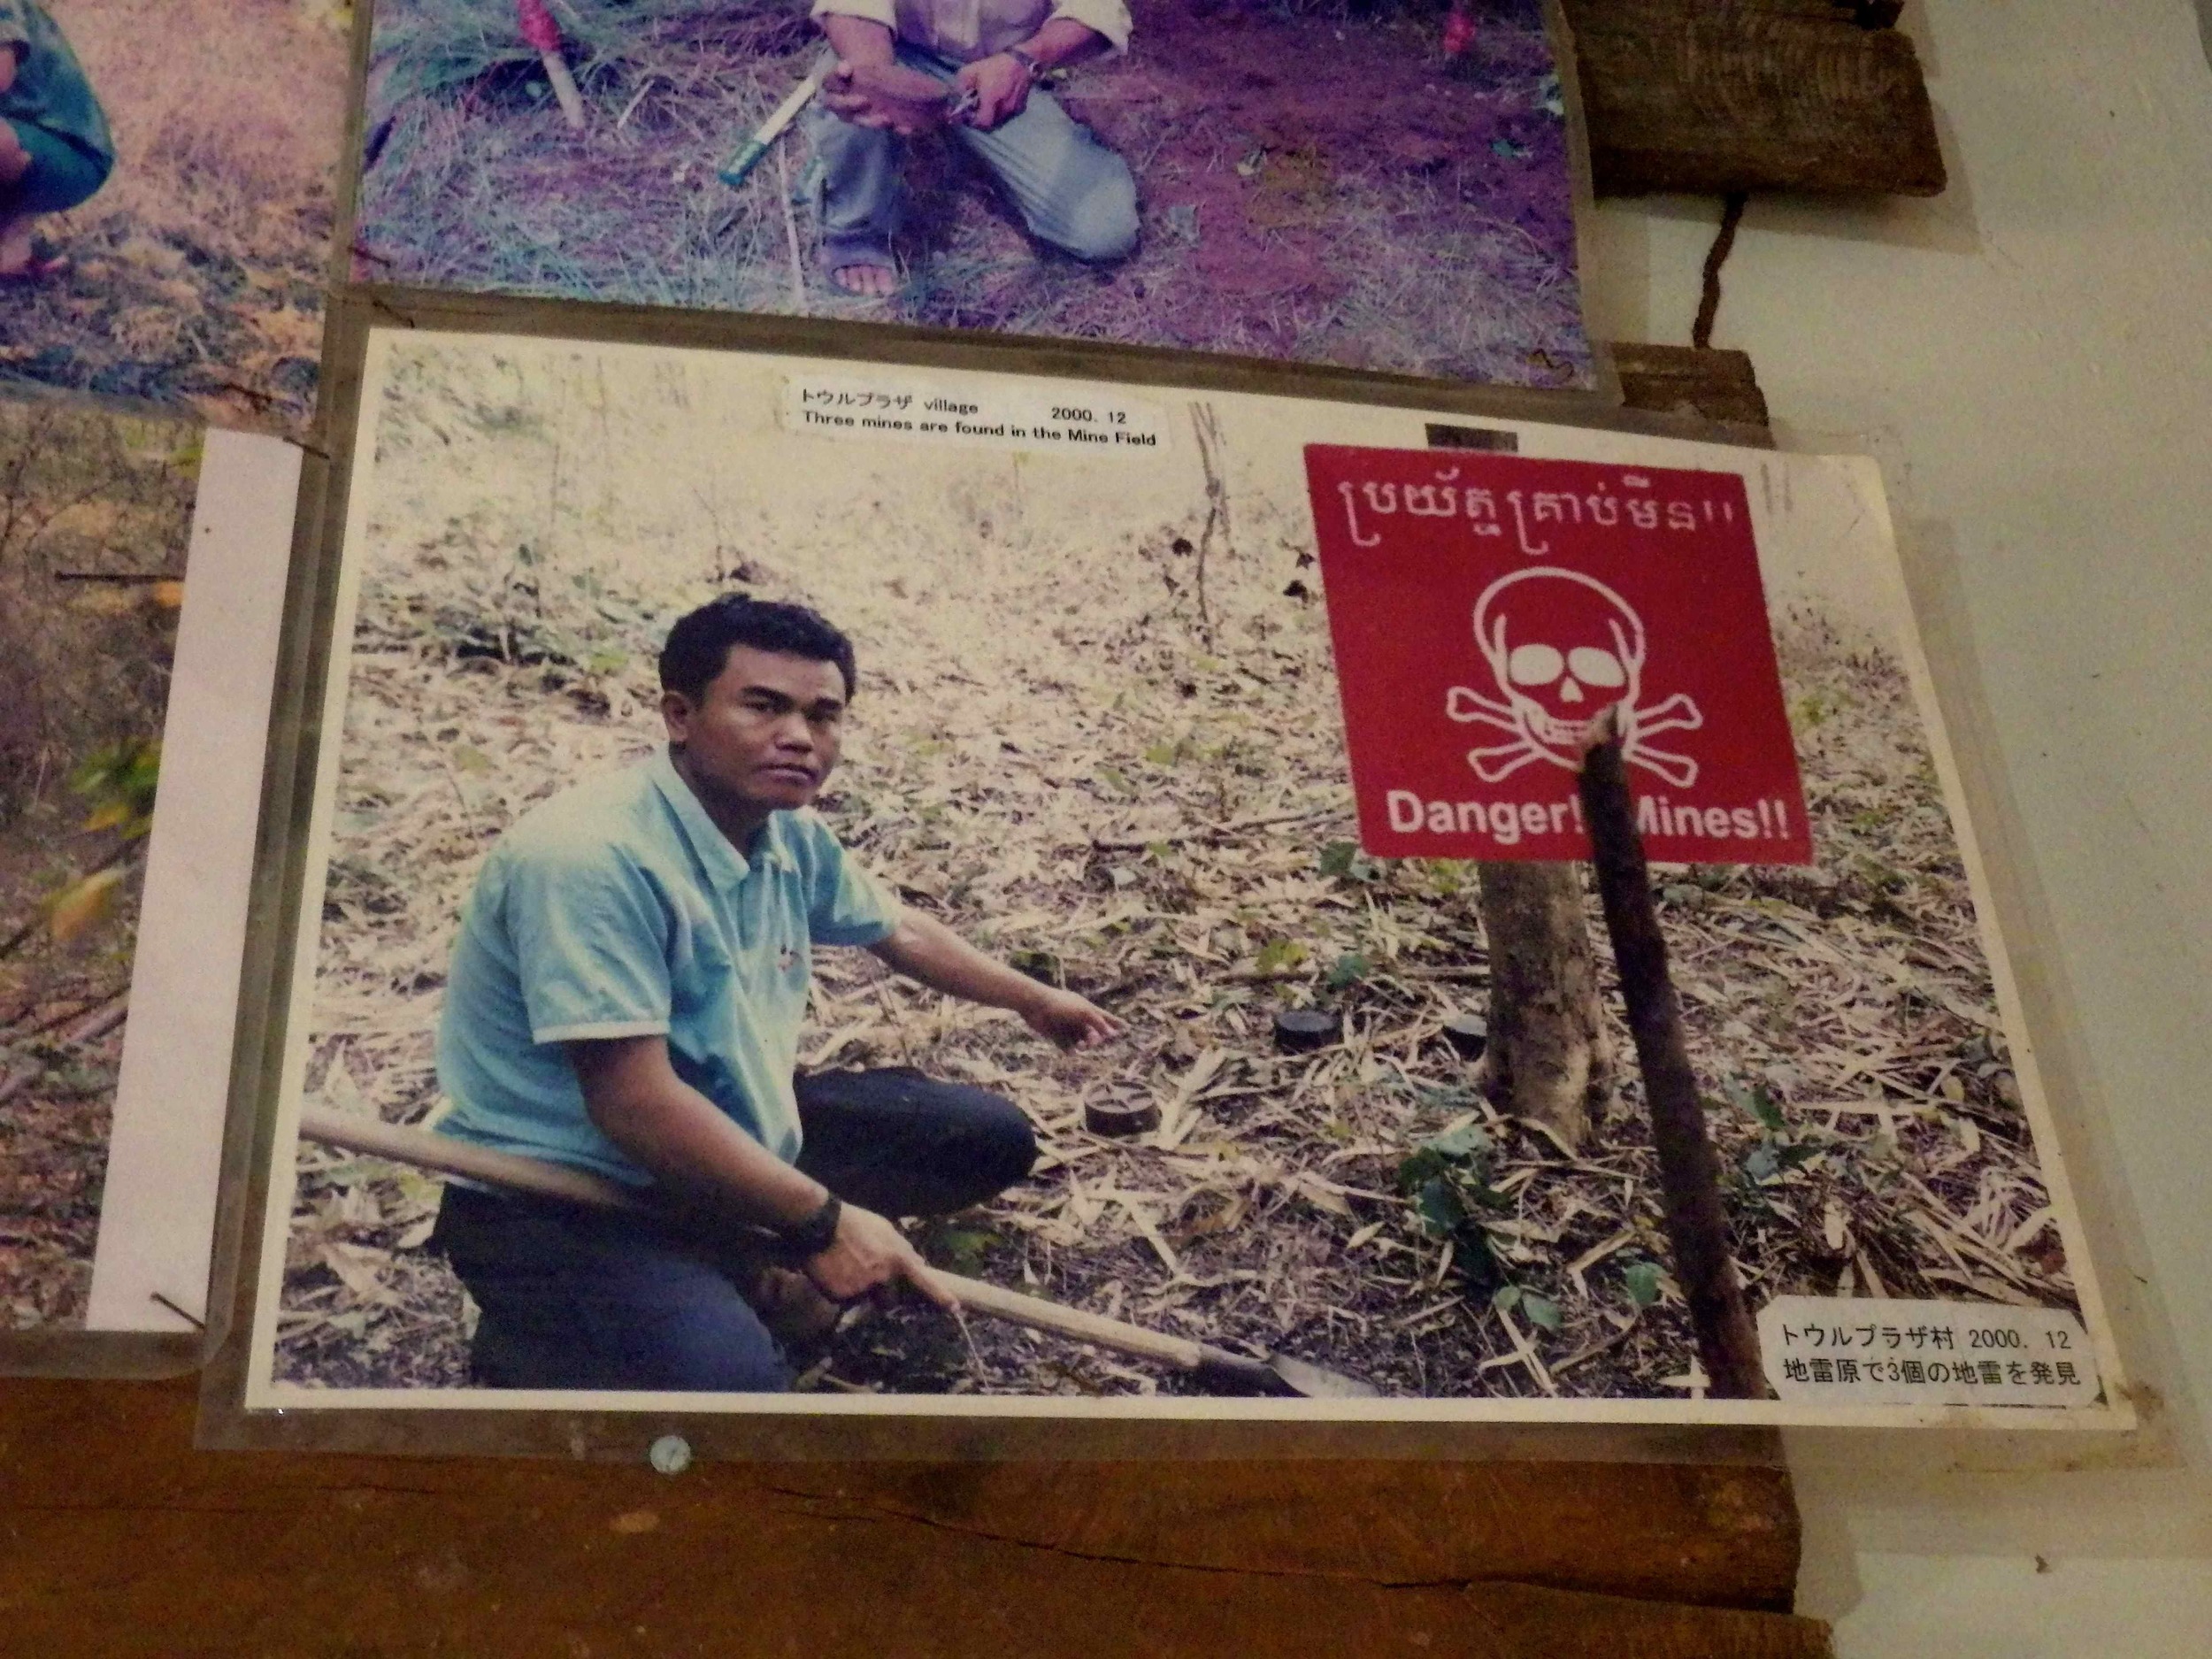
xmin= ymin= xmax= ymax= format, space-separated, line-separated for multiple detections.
xmin=1578 ymin=724 xmax=1768 ymax=1400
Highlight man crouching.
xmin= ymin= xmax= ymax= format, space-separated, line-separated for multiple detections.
xmin=429 ymin=594 xmax=1118 ymax=1390
xmin=806 ymin=0 xmax=1140 ymax=296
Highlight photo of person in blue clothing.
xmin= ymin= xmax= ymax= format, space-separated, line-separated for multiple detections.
xmin=425 ymin=594 xmax=1121 ymax=1392
xmin=0 ymin=0 xmax=113 ymax=280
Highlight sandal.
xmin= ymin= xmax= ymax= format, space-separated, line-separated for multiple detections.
xmin=819 ymin=232 xmax=899 ymax=297
xmin=0 ymin=254 xmax=66 ymax=283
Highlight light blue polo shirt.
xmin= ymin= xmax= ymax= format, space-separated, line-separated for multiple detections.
xmin=434 ymin=750 xmax=900 ymax=1184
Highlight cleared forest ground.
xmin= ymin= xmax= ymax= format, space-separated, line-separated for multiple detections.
xmin=273 ymin=354 xmax=2070 ymax=1400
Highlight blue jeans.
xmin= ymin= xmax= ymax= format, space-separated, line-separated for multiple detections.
xmin=805 ymin=45 xmax=1139 ymax=266
xmin=1 ymin=119 xmax=110 ymax=217
xmin=430 ymin=1067 xmax=1037 ymax=1392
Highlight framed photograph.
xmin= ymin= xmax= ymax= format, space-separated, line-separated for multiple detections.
xmin=347 ymin=0 xmax=1600 ymax=396
xmin=204 ymin=318 xmax=2129 ymax=1449
xmin=0 ymin=1 xmax=349 ymax=434
xmin=0 ymin=395 xmax=300 ymax=1372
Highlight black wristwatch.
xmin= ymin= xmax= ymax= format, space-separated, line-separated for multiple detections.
xmin=1005 ymin=45 xmax=1045 ymax=83
xmin=775 ymin=1193 xmax=842 ymax=1257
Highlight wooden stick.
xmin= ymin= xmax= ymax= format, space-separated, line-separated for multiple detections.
xmin=1575 ymin=718 xmax=1768 ymax=1399
xmin=518 ymin=0 xmax=586 ymax=129
xmin=294 ymin=1107 xmax=1281 ymax=1389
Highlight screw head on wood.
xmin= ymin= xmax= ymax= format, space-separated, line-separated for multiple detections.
xmin=1272 ymin=1009 xmax=1342 ymax=1053
xmin=1440 ymin=1014 xmax=1488 ymax=1059
xmin=648 ymin=1434 xmax=692 ymax=1476
xmin=1085 ymin=1097 xmax=1162 ymax=1137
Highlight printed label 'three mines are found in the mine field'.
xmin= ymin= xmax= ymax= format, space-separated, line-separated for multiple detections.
xmin=1756 ymin=1296 xmax=2102 ymax=1409
xmin=780 ymin=373 xmax=1168 ymax=456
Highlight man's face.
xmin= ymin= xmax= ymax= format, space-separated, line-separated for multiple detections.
xmin=662 ymin=646 xmax=848 ymax=817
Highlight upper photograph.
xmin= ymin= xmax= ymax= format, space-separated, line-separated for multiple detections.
xmin=0 ymin=0 xmax=349 ymax=435
xmin=350 ymin=0 xmax=1597 ymax=392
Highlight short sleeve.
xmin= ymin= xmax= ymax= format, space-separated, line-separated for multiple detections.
xmin=1048 ymin=0 xmax=1131 ymax=54
xmin=810 ymin=0 xmax=899 ymax=34
xmin=794 ymin=818 xmax=901 ymax=948
xmin=494 ymin=838 xmax=674 ymax=1044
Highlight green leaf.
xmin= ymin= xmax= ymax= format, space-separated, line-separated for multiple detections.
xmin=1325 ymin=951 xmax=1371 ymax=989
xmin=1521 ymin=1293 xmax=1563 ymax=1333
xmin=451 ymin=744 xmax=494 ymax=775
xmin=933 ymin=1228 xmax=998 ymax=1274
xmin=1142 ymin=741 xmax=1180 ymax=767
xmin=1414 ymin=1177 xmax=1466 ymax=1237
xmin=1396 ymin=1147 xmax=1448 ymax=1192
xmin=1747 ymin=1085 xmax=1786 ymax=1133
xmin=1318 ymin=840 xmax=1359 ymax=879
xmin=1491 ymin=1284 xmax=1522 ymax=1315
xmin=1623 ymin=1261 xmax=1662 ymax=1309
xmin=1254 ymin=938 xmax=1306 ymax=974
xmin=1744 ymin=1143 xmax=1780 ymax=1184
xmin=1423 ymin=1121 xmax=1492 ymax=1162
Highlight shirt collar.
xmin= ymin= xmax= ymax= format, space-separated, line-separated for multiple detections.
xmin=647 ymin=749 xmax=796 ymax=894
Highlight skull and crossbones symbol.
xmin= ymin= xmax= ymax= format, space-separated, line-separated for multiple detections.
xmin=1444 ymin=567 xmax=1704 ymax=787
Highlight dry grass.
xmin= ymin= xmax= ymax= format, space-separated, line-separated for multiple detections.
xmin=268 ymin=346 xmax=2078 ymax=1400
xmin=355 ymin=0 xmax=1592 ymax=388
xmin=0 ymin=0 xmax=346 ymax=431
xmin=0 ymin=397 xmax=199 ymax=1330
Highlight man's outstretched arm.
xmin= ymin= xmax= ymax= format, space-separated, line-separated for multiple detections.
xmin=869 ymin=910 xmax=1121 ymax=1048
xmin=568 ymin=1034 xmax=954 ymax=1307
xmin=817 ymin=14 xmax=955 ymax=134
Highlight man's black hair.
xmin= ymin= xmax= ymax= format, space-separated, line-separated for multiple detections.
xmin=658 ymin=595 xmax=857 ymax=703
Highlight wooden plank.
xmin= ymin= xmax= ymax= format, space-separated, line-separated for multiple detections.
xmin=0 ymin=1376 xmax=1826 ymax=1654
xmin=1610 ymin=342 xmax=1775 ymax=441
xmin=1567 ymin=0 xmax=1946 ymax=197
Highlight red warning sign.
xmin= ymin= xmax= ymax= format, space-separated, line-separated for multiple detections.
xmin=1304 ymin=446 xmax=1811 ymax=865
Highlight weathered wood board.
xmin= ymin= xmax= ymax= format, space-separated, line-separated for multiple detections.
xmin=1569 ymin=0 xmax=1947 ymax=196
xmin=0 ymin=1374 xmax=1830 ymax=1657
xmin=1610 ymin=342 xmax=1775 ymax=441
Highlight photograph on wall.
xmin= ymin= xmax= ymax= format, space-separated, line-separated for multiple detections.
xmin=0 ymin=1 xmax=349 ymax=434
xmin=351 ymin=0 xmax=1594 ymax=393
xmin=231 ymin=326 xmax=2124 ymax=1424
xmin=0 ymin=395 xmax=296 ymax=1352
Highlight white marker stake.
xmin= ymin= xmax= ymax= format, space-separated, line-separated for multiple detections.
xmin=518 ymin=0 xmax=586 ymax=130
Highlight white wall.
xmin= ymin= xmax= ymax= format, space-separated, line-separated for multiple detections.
xmin=1581 ymin=1 xmax=2212 ymax=1649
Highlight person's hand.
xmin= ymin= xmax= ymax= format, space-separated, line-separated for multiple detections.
xmin=1021 ymin=986 xmax=1122 ymax=1050
xmin=953 ymin=53 xmax=1033 ymax=130
xmin=822 ymin=58 xmax=950 ymax=135
xmin=802 ymin=1201 xmax=956 ymax=1309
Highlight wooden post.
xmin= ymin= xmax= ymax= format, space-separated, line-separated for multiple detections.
xmin=1576 ymin=719 xmax=1766 ymax=1398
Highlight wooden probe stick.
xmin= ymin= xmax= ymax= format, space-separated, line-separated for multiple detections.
xmin=1576 ymin=712 xmax=1768 ymax=1398
xmin=518 ymin=0 xmax=587 ymax=129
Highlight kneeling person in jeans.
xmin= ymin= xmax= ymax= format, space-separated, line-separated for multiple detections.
xmin=807 ymin=0 xmax=1139 ymax=296
xmin=430 ymin=594 xmax=1119 ymax=1391
xmin=0 ymin=2 xmax=113 ymax=280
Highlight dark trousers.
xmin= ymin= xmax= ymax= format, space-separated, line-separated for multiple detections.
xmin=429 ymin=1068 xmax=1035 ymax=1393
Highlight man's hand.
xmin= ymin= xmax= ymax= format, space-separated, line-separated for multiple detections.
xmin=803 ymin=1202 xmax=956 ymax=1309
xmin=822 ymin=58 xmax=950 ymax=135
xmin=952 ymin=53 xmax=1033 ymax=130
xmin=872 ymin=911 xmax=1127 ymax=1049
xmin=1020 ymin=985 xmax=1123 ymax=1050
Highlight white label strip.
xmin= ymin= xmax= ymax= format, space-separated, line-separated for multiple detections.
xmin=780 ymin=372 xmax=1168 ymax=456
xmin=1756 ymin=1295 xmax=2101 ymax=1408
